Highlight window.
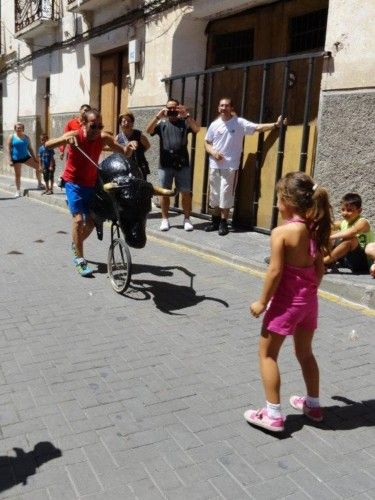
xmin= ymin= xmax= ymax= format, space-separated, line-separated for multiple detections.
xmin=211 ymin=29 xmax=254 ymax=65
xmin=290 ymin=8 xmax=328 ymax=54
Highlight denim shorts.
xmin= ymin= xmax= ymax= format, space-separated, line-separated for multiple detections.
xmin=158 ymin=167 xmax=191 ymax=192
xmin=65 ymin=182 xmax=95 ymax=216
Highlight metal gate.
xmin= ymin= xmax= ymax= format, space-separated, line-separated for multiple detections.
xmin=162 ymin=50 xmax=330 ymax=233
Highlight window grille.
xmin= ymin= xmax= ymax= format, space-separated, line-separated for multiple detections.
xmin=290 ymin=8 xmax=328 ymax=54
xmin=212 ymin=29 xmax=254 ymax=65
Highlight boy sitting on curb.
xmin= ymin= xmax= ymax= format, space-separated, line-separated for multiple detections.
xmin=324 ymin=193 xmax=374 ymax=275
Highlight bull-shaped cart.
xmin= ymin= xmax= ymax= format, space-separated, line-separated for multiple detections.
xmin=90 ymin=153 xmax=174 ymax=293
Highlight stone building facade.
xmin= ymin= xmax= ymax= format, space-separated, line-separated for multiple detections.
xmin=0 ymin=0 xmax=374 ymax=226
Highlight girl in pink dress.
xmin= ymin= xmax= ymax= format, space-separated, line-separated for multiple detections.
xmin=244 ymin=172 xmax=332 ymax=432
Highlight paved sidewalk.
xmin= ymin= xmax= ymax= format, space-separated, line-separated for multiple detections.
xmin=0 ymin=184 xmax=374 ymax=499
xmin=0 ymin=174 xmax=374 ymax=310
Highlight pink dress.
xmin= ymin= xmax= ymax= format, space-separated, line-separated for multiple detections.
xmin=263 ymin=217 xmax=318 ymax=336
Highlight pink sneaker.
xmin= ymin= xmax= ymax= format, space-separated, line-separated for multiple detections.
xmin=244 ymin=407 xmax=285 ymax=432
xmin=289 ymin=395 xmax=323 ymax=422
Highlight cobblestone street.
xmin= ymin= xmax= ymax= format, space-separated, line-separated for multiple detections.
xmin=0 ymin=193 xmax=374 ymax=499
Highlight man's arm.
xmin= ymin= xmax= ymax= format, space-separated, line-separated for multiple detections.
xmin=255 ymin=115 xmax=287 ymax=133
xmin=59 ymin=121 xmax=72 ymax=157
xmin=46 ymin=131 xmax=77 ymax=149
xmin=330 ymin=218 xmax=370 ymax=241
xmin=146 ymin=108 xmax=166 ymax=134
xmin=178 ymin=105 xmax=200 ymax=133
xmin=205 ymin=140 xmax=223 ymax=161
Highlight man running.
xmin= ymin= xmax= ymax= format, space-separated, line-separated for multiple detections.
xmin=46 ymin=109 xmax=136 ymax=276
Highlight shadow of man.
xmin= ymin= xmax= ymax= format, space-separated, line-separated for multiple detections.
xmin=131 ymin=278 xmax=229 ymax=315
xmin=0 ymin=442 xmax=62 ymax=493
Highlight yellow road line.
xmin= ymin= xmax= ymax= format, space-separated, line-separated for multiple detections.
xmin=148 ymin=234 xmax=375 ymax=317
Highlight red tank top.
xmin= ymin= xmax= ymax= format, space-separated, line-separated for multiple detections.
xmin=63 ymin=128 xmax=103 ymax=187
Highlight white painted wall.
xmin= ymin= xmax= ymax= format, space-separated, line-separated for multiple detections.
xmin=130 ymin=6 xmax=206 ymax=107
xmin=323 ymin=0 xmax=375 ymax=89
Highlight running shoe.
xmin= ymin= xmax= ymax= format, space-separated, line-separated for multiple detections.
xmin=183 ymin=218 xmax=194 ymax=231
xmin=244 ymin=407 xmax=285 ymax=432
xmin=14 ymin=191 xmax=21 ymax=198
xmin=74 ymin=257 xmax=93 ymax=277
xmin=160 ymin=219 xmax=170 ymax=231
xmin=289 ymin=395 xmax=323 ymax=422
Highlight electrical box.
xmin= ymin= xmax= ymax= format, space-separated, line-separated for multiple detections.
xmin=128 ymin=39 xmax=140 ymax=63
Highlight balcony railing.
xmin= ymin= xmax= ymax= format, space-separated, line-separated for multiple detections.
xmin=15 ymin=0 xmax=61 ymax=34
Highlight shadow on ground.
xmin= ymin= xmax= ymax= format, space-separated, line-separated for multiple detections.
xmin=245 ymin=397 xmax=375 ymax=440
xmin=0 ymin=442 xmax=62 ymax=493
xmin=125 ymin=263 xmax=229 ymax=314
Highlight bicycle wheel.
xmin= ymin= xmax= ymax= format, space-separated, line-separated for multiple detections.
xmin=107 ymin=238 xmax=132 ymax=293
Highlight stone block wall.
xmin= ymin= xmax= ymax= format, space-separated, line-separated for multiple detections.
xmin=314 ymin=90 xmax=375 ymax=225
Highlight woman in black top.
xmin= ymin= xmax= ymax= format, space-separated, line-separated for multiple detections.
xmin=115 ymin=112 xmax=150 ymax=180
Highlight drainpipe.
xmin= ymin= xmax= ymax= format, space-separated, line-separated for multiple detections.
xmin=17 ymin=43 xmax=20 ymax=120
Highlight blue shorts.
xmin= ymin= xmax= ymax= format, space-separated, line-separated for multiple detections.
xmin=65 ymin=182 xmax=95 ymax=216
xmin=158 ymin=167 xmax=191 ymax=192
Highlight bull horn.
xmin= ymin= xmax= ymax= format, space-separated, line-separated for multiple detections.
xmin=103 ymin=182 xmax=119 ymax=192
xmin=153 ymin=186 xmax=177 ymax=196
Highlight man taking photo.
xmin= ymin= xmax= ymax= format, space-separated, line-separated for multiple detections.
xmin=146 ymin=98 xmax=200 ymax=232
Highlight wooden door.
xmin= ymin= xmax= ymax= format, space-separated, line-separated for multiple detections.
xmin=100 ymin=54 xmax=119 ymax=135
xmin=100 ymin=51 xmax=129 ymax=135
xmin=119 ymin=51 xmax=129 ymax=117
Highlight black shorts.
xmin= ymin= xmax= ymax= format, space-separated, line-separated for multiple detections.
xmin=342 ymin=245 xmax=369 ymax=272
xmin=42 ymin=167 xmax=55 ymax=182
xmin=11 ymin=155 xmax=31 ymax=164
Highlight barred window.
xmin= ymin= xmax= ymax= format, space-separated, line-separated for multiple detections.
xmin=290 ymin=9 xmax=328 ymax=54
xmin=212 ymin=29 xmax=254 ymax=65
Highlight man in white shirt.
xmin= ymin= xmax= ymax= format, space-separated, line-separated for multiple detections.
xmin=205 ymin=97 xmax=284 ymax=235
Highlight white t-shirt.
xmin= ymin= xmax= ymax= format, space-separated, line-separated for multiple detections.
xmin=205 ymin=116 xmax=257 ymax=170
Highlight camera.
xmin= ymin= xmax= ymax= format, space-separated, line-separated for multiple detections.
xmin=167 ymin=110 xmax=178 ymax=117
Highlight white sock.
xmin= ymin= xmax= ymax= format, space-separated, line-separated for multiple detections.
xmin=306 ymin=396 xmax=320 ymax=408
xmin=266 ymin=401 xmax=282 ymax=418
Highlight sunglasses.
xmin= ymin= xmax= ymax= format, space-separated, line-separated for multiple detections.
xmin=89 ymin=123 xmax=104 ymax=130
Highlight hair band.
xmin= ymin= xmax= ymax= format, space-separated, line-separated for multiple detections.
xmin=312 ymin=183 xmax=318 ymax=191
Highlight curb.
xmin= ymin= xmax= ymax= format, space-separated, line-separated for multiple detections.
xmin=1 ymin=179 xmax=374 ymax=311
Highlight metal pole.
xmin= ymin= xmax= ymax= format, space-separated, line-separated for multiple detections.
xmin=252 ymin=63 xmax=269 ymax=228
xmin=189 ymin=75 xmax=200 ymax=191
xmin=168 ymin=79 xmax=173 ymax=100
xmin=201 ymin=72 xmax=213 ymax=213
xmin=180 ymin=77 xmax=185 ymax=103
xmin=299 ymin=57 xmax=315 ymax=172
xmin=270 ymin=61 xmax=289 ymax=229
xmin=232 ymin=66 xmax=249 ymax=227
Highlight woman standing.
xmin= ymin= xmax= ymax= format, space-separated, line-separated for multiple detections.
xmin=7 ymin=122 xmax=44 ymax=197
xmin=115 ymin=112 xmax=150 ymax=180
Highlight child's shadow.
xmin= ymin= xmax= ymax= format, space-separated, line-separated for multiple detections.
xmin=0 ymin=442 xmax=62 ymax=493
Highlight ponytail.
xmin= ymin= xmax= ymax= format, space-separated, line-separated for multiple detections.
xmin=306 ymin=185 xmax=332 ymax=255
